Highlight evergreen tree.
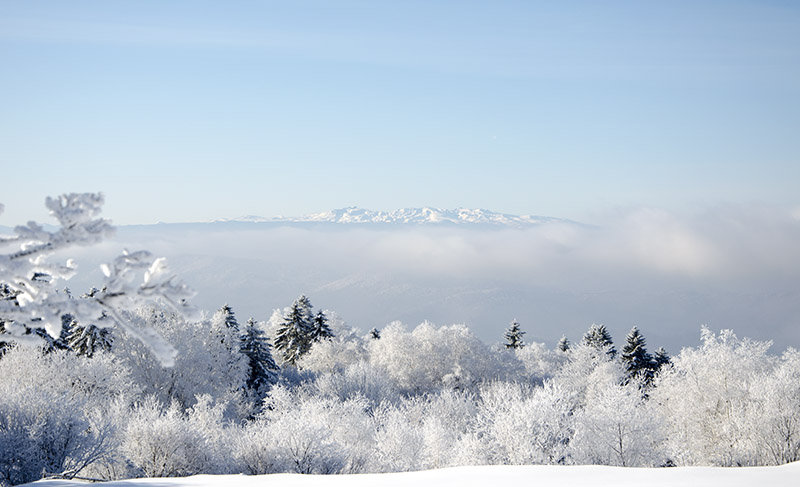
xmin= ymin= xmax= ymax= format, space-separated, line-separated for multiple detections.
xmin=369 ymin=327 xmax=381 ymax=340
xmin=621 ymin=326 xmax=652 ymax=383
xmin=211 ymin=304 xmax=241 ymax=355
xmin=67 ymin=321 xmax=113 ymax=358
xmin=274 ymin=295 xmax=314 ymax=366
xmin=240 ymin=317 xmax=279 ymax=396
xmin=557 ymin=335 xmax=570 ymax=352
xmin=652 ymin=346 xmax=671 ymax=370
xmin=0 ymin=283 xmax=20 ymax=357
xmin=504 ymin=320 xmax=526 ymax=349
xmin=309 ymin=310 xmax=334 ymax=342
xmin=582 ymin=323 xmax=616 ymax=358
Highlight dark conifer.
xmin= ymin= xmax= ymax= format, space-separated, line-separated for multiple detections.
xmin=653 ymin=346 xmax=671 ymax=370
xmin=240 ymin=318 xmax=279 ymax=396
xmin=274 ymin=295 xmax=314 ymax=366
xmin=504 ymin=320 xmax=526 ymax=349
xmin=67 ymin=321 xmax=113 ymax=358
xmin=621 ymin=326 xmax=652 ymax=383
xmin=309 ymin=310 xmax=334 ymax=342
xmin=582 ymin=323 xmax=616 ymax=358
xmin=557 ymin=335 xmax=570 ymax=352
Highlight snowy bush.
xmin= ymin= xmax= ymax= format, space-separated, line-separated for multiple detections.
xmin=0 ymin=347 xmax=128 ymax=484
xmin=112 ymin=307 xmax=247 ymax=414
xmin=368 ymin=321 xmax=511 ymax=394
xmin=569 ymin=380 xmax=666 ymax=466
xmin=233 ymin=386 xmax=373 ymax=474
xmin=312 ymin=360 xmax=399 ymax=405
xmin=751 ymin=348 xmax=800 ymax=465
xmin=122 ymin=394 xmax=233 ymax=477
xmin=475 ymin=381 xmax=576 ymax=465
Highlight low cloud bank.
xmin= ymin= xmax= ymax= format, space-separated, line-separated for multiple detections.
xmin=57 ymin=204 xmax=800 ymax=352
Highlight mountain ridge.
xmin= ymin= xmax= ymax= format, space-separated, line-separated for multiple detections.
xmin=210 ymin=207 xmax=569 ymax=227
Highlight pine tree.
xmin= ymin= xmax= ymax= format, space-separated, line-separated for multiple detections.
xmin=240 ymin=318 xmax=279 ymax=396
xmin=67 ymin=321 xmax=113 ymax=358
xmin=309 ymin=310 xmax=334 ymax=342
xmin=621 ymin=326 xmax=652 ymax=383
xmin=274 ymin=295 xmax=314 ymax=366
xmin=557 ymin=335 xmax=570 ymax=352
xmin=652 ymin=346 xmax=671 ymax=370
xmin=504 ymin=320 xmax=526 ymax=349
xmin=211 ymin=304 xmax=241 ymax=356
xmin=369 ymin=327 xmax=381 ymax=340
xmin=0 ymin=283 xmax=20 ymax=357
xmin=582 ymin=323 xmax=616 ymax=357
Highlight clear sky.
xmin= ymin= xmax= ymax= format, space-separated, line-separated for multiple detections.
xmin=1 ymin=0 xmax=799 ymax=224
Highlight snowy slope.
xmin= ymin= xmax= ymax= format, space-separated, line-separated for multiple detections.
xmin=212 ymin=207 xmax=567 ymax=226
xmin=24 ymin=463 xmax=800 ymax=487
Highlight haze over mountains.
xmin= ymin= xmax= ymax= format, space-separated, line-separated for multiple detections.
xmin=33 ymin=204 xmax=798 ymax=354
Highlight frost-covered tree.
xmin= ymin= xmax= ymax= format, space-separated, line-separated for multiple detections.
xmin=0 ymin=193 xmax=195 ymax=366
xmin=369 ymin=327 xmax=381 ymax=340
xmin=274 ymin=295 xmax=315 ymax=366
xmin=234 ymin=386 xmax=373 ymax=474
xmin=652 ymin=327 xmax=773 ymax=466
xmin=0 ymin=346 xmax=133 ymax=484
xmin=503 ymin=320 xmax=525 ymax=349
xmin=477 ymin=380 xmax=576 ymax=465
xmin=310 ymin=310 xmax=334 ymax=343
xmin=569 ymin=381 xmax=666 ymax=466
xmin=113 ymin=307 xmax=246 ymax=413
xmin=582 ymin=323 xmax=616 ymax=358
xmin=557 ymin=335 xmax=570 ymax=353
xmin=240 ymin=318 xmax=279 ymax=398
xmin=209 ymin=305 xmax=242 ymax=364
xmin=621 ymin=326 xmax=653 ymax=384
xmin=752 ymin=348 xmax=800 ymax=465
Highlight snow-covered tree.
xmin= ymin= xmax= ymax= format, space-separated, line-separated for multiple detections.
xmin=503 ymin=320 xmax=525 ymax=349
xmin=477 ymin=380 xmax=576 ymax=465
xmin=274 ymin=295 xmax=315 ymax=366
xmin=569 ymin=381 xmax=666 ymax=466
xmin=240 ymin=318 xmax=279 ymax=398
xmin=557 ymin=335 xmax=570 ymax=353
xmin=209 ymin=304 xmax=242 ymax=364
xmin=0 ymin=346 xmax=134 ymax=484
xmin=653 ymin=346 xmax=671 ymax=369
xmin=0 ymin=193 xmax=195 ymax=366
xmin=67 ymin=321 xmax=113 ymax=358
xmin=652 ymin=327 xmax=773 ymax=466
xmin=621 ymin=326 xmax=653 ymax=384
xmin=310 ymin=310 xmax=334 ymax=343
xmin=582 ymin=323 xmax=616 ymax=358
xmin=369 ymin=327 xmax=381 ymax=340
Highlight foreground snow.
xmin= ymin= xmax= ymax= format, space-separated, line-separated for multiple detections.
xmin=25 ymin=463 xmax=800 ymax=487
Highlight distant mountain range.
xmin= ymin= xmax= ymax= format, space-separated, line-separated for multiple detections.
xmin=211 ymin=207 xmax=569 ymax=227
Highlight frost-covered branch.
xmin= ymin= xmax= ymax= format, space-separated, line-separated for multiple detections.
xmin=0 ymin=193 xmax=194 ymax=366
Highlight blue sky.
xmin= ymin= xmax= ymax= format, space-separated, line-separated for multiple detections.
xmin=2 ymin=0 xmax=799 ymax=224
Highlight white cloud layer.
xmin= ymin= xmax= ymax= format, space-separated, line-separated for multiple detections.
xmin=55 ymin=204 xmax=800 ymax=353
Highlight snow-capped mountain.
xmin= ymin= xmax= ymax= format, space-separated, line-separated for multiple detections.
xmin=213 ymin=207 xmax=566 ymax=226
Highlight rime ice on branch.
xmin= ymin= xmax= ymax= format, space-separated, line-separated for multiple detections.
xmin=0 ymin=193 xmax=195 ymax=366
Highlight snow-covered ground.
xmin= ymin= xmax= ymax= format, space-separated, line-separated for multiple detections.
xmin=24 ymin=463 xmax=800 ymax=487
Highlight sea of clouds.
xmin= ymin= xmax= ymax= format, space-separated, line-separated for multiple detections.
xmin=44 ymin=204 xmax=800 ymax=353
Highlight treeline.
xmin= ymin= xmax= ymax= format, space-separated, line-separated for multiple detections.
xmin=1 ymin=295 xmax=800 ymax=485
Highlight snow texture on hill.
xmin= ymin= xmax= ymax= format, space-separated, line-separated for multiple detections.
xmin=212 ymin=207 xmax=567 ymax=226
xmin=24 ymin=463 xmax=800 ymax=487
